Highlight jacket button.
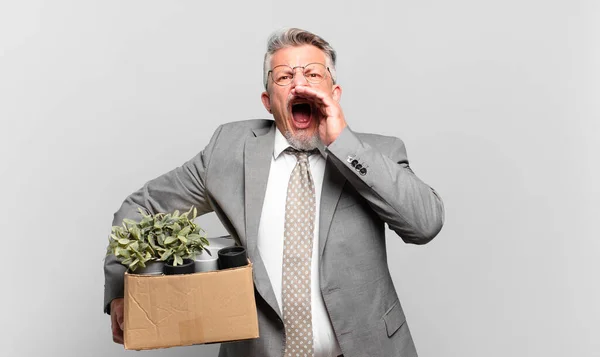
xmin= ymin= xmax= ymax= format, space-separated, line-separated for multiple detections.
xmin=351 ymin=159 xmax=358 ymax=167
xmin=359 ymin=168 xmax=367 ymax=175
xmin=355 ymin=164 xmax=362 ymax=170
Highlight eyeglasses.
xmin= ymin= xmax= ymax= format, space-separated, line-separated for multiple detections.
xmin=268 ymin=63 xmax=331 ymax=86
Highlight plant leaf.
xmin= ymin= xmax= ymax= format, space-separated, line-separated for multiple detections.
xmin=123 ymin=218 xmax=137 ymax=226
xmin=130 ymin=227 xmax=140 ymax=240
xmin=148 ymin=235 xmax=157 ymax=248
xmin=160 ymin=249 xmax=173 ymax=261
xmin=129 ymin=258 xmax=139 ymax=271
xmin=172 ymin=223 xmax=181 ymax=233
xmin=179 ymin=226 xmax=191 ymax=236
xmin=129 ymin=241 xmax=139 ymax=252
xmin=139 ymin=207 xmax=152 ymax=219
xmin=119 ymin=248 xmax=131 ymax=259
xmin=164 ymin=236 xmax=177 ymax=245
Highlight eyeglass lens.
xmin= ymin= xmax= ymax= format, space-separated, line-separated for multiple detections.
xmin=271 ymin=63 xmax=327 ymax=86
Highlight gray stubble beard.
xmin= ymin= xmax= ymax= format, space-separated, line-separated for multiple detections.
xmin=283 ymin=129 xmax=321 ymax=151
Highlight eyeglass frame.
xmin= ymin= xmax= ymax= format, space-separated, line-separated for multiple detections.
xmin=267 ymin=62 xmax=333 ymax=87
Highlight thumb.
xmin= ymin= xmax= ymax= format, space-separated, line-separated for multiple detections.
xmin=118 ymin=314 xmax=124 ymax=330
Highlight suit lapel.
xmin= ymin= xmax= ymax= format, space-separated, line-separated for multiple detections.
xmin=244 ymin=123 xmax=282 ymax=318
xmin=319 ymin=159 xmax=346 ymax=260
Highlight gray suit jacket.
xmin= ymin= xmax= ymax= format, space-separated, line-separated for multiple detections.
xmin=104 ymin=119 xmax=444 ymax=357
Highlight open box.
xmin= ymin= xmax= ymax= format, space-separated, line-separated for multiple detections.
xmin=123 ymin=260 xmax=259 ymax=350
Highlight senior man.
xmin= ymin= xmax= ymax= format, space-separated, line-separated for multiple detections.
xmin=105 ymin=28 xmax=444 ymax=357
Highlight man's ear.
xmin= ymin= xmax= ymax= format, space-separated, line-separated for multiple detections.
xmin=261 ymin=91 xmax=272 ymax=113
xmin=332 ymin=84 xmax=342 ymax=102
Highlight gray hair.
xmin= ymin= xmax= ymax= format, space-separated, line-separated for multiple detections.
xmin=263 ymin=28 xmax=337 ymax=90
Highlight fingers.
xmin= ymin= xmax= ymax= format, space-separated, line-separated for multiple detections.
xmin=112 ymin=326 xmax=124 ymax=344
xmin=110 ymin=298 xmax=125 ymax=345
xmin=291 ymin=85 xmax=346 ymax=145
xmin=117 ymin=310 xmax=124 ymax=330
xmin=111 ymin=309 xmax=124 ymax=344
xmin=292 ymin=86 xmax=339 ymax=119
xmin=291 ymin=86 xmax=330 ymax=106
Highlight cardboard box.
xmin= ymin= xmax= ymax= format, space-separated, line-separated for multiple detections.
xmin=123 ymin=261 xmax=259 ymax=350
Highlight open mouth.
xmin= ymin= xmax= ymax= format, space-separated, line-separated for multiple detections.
xmin=290 ymin=102 xmax=313 ymax=129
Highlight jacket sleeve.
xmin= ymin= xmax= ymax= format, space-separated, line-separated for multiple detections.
xmin=325 ymin=126 xmax=444 ymax=244
xmin=103 ymin=125 xmax=223 ymax=314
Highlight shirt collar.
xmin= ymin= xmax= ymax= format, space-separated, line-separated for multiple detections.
xmin=273 ymin=127 xmax=291 ymax=159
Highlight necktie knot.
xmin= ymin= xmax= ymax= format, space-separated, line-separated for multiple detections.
xmin=284 ymin=147 xmax=318 ymax=164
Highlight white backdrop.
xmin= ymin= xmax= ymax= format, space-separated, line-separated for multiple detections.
xmin=1 ymin=1 xmax=598 ymax=356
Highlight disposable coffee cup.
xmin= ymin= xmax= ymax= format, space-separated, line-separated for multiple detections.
xmin=132 ymin=260 xmax=164 ymax=275
xmin=218 ymin=246 xmax=248 ymax=270
xmin=194 ymin=249 xmax=219 ymax=272
xmin=163 ymin=258 xmax=195 ymax=275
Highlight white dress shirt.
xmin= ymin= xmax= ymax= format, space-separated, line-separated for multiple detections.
xmin=257 ymin=128 xmax=342 ymax=357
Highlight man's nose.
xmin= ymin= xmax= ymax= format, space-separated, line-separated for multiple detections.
xmin=291 ymin=67 xmax=308 ymax=87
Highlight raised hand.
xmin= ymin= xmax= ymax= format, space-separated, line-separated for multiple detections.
xmin=291 ymin=85 xmax=346 ymax=146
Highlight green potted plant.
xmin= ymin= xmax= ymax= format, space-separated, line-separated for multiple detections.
xmin=155 ymin=207 xmax=210 ymax=275
xmin=106 ymin=207 xmax=209 ymax=275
